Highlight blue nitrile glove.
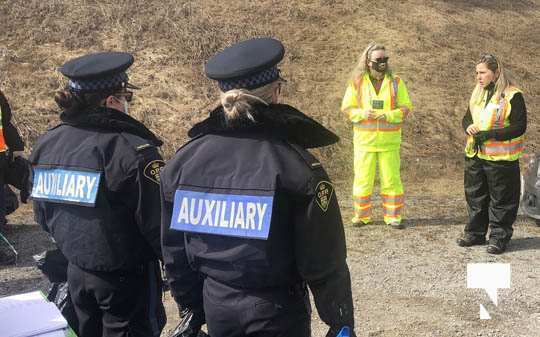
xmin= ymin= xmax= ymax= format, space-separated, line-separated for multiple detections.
xmin=337 ymin=326 xmax=350 ymax=337
xmin=326 ymin=326 xmax=357 ymax=337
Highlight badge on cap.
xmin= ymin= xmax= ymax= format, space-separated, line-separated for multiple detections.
xmin=315 ymin=181 xmax=334 ymax=212
xmin=144 ymin=160 xmax=165 ymax=184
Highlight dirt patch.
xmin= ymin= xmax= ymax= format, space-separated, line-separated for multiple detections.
xmin=1 ymin=0 xmax=539 ymax=174
xmin=2 ymin=180 xmax=539 ymax=336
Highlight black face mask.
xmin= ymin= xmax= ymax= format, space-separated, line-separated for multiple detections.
xmin=371 ymin=57 xmax=388 ymax=73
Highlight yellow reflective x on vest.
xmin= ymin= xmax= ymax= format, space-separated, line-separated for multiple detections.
xmin=341 ymin=72 xmax=412 ymax=152
xmin=465 ymin=87 xmax=524 ymax=161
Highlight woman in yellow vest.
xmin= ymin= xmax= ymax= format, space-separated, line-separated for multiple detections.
xmin=341 ymin=43 xmax=412 ymax=228
xmin=457 ymin=54 xmax=527 ymax=254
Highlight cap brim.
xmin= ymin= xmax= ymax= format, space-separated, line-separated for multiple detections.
xmin=126 ymin=82 xmax=140 ymax=90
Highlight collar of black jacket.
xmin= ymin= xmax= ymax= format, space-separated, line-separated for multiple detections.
xmin=59 ymin=107 xmax=163 ymax=146
xmin=187 ymin=104 xmax=339 ymax=148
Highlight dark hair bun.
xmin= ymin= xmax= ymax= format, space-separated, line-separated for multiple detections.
xmin=54 ymin=90 xmax=74 ymax=110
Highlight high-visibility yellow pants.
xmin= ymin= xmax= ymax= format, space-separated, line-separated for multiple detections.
xmin=352 ymin=150 xmax=404 ymax=225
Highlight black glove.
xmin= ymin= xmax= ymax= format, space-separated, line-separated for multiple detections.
xmin=325 ymin=326 xmax=357 ymax=337
xmin=169 ymin=307 xmax=207 ymax=337
xmin=310 ymin=266 xmax=355 ymax=334
xmin=473 ymin=131 xmax=491 ymax=152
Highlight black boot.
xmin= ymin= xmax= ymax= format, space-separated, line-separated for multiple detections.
xmin=457 ymin=234 xmax=486 ymax=247
xmin=486 ymin=238 xmax=508 ymax=254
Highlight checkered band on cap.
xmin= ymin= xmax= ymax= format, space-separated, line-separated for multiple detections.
xmin=68 ymin=72 xmax=128 ymax=92
xmin=218 ymin=67 xmax=279 ymax=91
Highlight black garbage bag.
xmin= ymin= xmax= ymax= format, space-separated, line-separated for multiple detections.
xmin=169 ymin=322 xmax=210 ymax=337
xmin=168 ymin=307 xmax=209 ymax=337
xmin=47 ymin=282 xmax=79 ymax=333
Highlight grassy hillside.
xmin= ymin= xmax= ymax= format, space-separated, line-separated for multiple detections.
xmin=1 ymin=0 xmax=539 ymax=182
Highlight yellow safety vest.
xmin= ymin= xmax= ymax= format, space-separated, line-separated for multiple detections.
xmin=465 ymin=86 xmax=524 ymax=161
xmin=341 ymin=72 xmax=412 ymax=152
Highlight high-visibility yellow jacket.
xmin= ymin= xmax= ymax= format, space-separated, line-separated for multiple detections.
xmin=341 ymin=72 xmax=412 ymax=152
xmin=465 ymin=86 xmax=524 ymax=161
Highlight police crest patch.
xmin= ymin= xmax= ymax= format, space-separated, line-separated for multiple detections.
xmin=315 ymin=181 xmax=334 ymax=212
xmin=144 ymin=160 xmax=165 ymax=184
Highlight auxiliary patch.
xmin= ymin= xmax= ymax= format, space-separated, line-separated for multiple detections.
xmin=31 ymin=168 xmax=101 ymax=206
xmin=170 ymin=190 xmax=274 ymax=240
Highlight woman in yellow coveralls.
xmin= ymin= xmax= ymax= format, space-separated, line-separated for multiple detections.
xmin=341 ymin=43 xmax=412 ymax=228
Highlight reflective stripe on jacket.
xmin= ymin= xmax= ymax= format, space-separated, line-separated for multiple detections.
xmin=465 ymin=87 xmax=524 ymax=161
xmin=341 ymin=72 xmax=412 ymax=152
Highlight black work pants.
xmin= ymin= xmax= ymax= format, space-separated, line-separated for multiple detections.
xmin=68 ymin=261 xmax=165 ymax=337
xmin=464 ymin=156 xmax=520 ymax=241
xmin=203 ymin=277 xmax=311 ymax=337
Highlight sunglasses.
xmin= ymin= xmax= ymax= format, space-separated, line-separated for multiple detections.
xmin=371 ymin=57 xmax=389 ymax=63
xmin=113 ymin=91 xmax=133 ymax=102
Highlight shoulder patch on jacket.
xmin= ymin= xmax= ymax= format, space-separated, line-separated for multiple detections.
xmin=120 ymin=132 xmax=156 ymax=152
xmin=286 ymin=141 xmax=322 ymax=170
xmin=136 ymin=143 xmax=152 ymax=151
xmin=315 ymin=180 xmax=334 ymax=212
xmin=144 ymin=160 xmax=165 ymax=184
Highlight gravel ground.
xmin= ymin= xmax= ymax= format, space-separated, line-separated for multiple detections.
xmin=1 ymin=178 xmax=539 ymax=337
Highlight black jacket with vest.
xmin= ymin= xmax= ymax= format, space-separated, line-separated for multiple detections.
xmin=161 ymin=103 xmax=355 ymax=330
xmin=30 ymin=107 xmax=164 ymax=271
xmin=0 ymin=90 xmax=25 ymax=152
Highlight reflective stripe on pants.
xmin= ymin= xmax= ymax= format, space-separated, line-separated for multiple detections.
xmin=352 ymin=150 xmax=404 ymax=224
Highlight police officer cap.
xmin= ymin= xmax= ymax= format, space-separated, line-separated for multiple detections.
xmin=59 ymin=52 xmax=136 ymax=93
xmin=205 ymin=38 xmax=285 ymax=91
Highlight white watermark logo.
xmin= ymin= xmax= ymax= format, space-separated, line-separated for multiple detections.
xmin=467 ymin=263 xmax=511 ymax=319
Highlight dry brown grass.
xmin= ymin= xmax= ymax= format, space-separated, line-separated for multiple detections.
xmin=1 ymin=0 xmax=539 ymax=182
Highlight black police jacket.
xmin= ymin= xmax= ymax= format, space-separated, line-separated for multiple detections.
xmin=161 ymin=103 xmax=354 ymax=329
xmin=0 ymin=90 xmax=25 ymax=151
xmin=30 ymin=107 xmax=164 ymax=272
